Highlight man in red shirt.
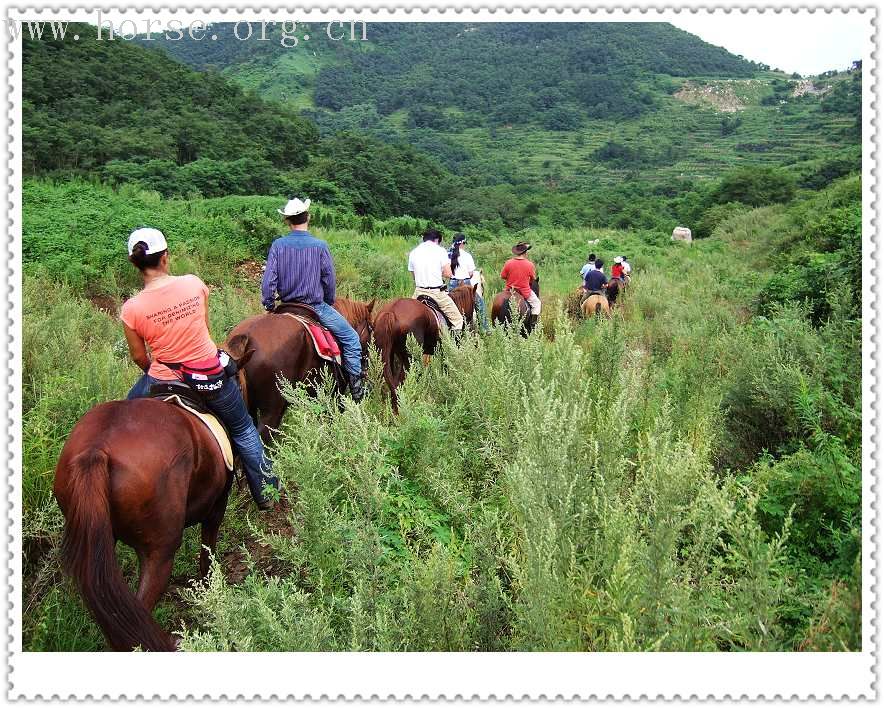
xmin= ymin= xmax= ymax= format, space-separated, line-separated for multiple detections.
xmin=500 ymin=241 xmax=541 ymax=332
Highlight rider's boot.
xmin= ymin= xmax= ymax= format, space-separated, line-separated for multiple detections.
xmin=244 ymin=469 xmax=278 ymax=511
xmin=348 ymin=372 xmax=366 ymax=402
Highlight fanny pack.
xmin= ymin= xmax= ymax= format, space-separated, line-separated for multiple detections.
xmin=159 ymin=351 xmax=237 ymax=398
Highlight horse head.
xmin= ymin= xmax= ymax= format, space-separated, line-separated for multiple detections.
xmin=225 ymin=333 xmax=256 ymax=369
xmin=335 ymin=298 xmax=376 ymax=369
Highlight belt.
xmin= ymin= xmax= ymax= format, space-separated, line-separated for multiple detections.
xmin=417 ymin=285 xmax=447 ymax=291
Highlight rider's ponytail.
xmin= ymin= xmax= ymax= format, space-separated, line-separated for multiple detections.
xmin=450 ymin=242 xmax=461 ymax=271
xmin=129 ymin=242 xmax=166 ymax=271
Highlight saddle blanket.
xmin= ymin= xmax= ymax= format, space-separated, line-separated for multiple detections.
xmin=160 ymin=394 xmax=234 ymax=471
xmin=280 ymin=313 xmax=343 ymax=365
xmin=415 ymin=295 xmax=451 ymax=331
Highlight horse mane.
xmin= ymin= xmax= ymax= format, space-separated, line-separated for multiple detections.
xmin=334 ymin=297 xmax=373 ymax=327
xmin=449 ymin=285 xmax=475 ymax=321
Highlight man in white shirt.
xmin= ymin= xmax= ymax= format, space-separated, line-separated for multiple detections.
xmin=408 ymin=229 xmax=464 ymax=331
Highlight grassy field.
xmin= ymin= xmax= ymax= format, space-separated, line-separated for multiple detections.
xmin=22 ymin=179 xmax=861 ymax=651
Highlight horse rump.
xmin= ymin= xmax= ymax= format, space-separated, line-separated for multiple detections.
xmin=56 ymin=448 xmax=175 ymax=652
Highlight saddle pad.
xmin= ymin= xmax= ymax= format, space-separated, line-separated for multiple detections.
xmin=280 ymin=314 xmax=343 ymax=365
xmin=160 ymin=395 xmax=234 ymax=471
xmin=415 ymin=295 xmax=450 ymax=331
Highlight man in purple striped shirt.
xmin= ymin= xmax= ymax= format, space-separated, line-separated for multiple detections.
xmin=261 ymin=197 xmax=365 ymax=401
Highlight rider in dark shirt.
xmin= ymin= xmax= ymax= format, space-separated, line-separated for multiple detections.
xmin=584 ymin=259 xmax=608 ymax=293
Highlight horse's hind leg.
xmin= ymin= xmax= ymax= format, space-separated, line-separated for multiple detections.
xmin=135 ymin=545 xmax=179 ymax=613
xmin=257 ymin=405 xmax=285 ymax=445
xmin=199 ymin=492 xmax=230 ymax=579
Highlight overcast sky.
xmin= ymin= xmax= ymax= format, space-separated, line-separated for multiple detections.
xmin=669 ymin=11 xmax=870 ymax=76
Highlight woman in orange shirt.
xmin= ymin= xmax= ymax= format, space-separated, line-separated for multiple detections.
xmin=121 ymin=227 xmax=278 ymax=510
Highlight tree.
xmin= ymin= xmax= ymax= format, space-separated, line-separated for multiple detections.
xmin=710 ymin=167 xmax=797 ymax=207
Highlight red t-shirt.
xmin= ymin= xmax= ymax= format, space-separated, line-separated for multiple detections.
xmin=611 ymin=263 xmax=624 ymax=279
xmin=501 ymin=258 xmax=537 ymax=299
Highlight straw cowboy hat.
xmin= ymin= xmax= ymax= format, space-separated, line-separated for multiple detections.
xmin=512 ymin=241 xmax=531 ymax=255
xmin=278 ymin=197 xmax=311 ymax=216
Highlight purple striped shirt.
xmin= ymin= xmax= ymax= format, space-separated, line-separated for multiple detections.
xmin=261 ymin=230 xmax=336 ymax=309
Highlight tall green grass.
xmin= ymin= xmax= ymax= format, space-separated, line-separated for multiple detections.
xmin=21 ymin=180 xmax=861 ymax=651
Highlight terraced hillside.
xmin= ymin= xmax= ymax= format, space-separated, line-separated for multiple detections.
xmin=148 ymin=22 xmax=860 ymax=188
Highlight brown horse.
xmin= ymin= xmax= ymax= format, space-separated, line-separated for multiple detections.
xmin=372 ymin=286 xmax=476 ymax=413
xmin=372 ymin=298 xmax=439 ymax=414
xmin=53 ymin=337 xmax=255 ymax=652
xmin=606 ymin=277 xmax=623 ymax=308
xmin=449 ymin=283 xmax=478 ymax=329
xmin=581 ymin=291 xmax=611 ymax=318
xmin=491 ymin=279 xmax=540 ymax=336
xmin=226 ymin=298 xmax=375 ymax=443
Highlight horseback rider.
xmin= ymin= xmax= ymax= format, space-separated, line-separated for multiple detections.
xmin=448 ymin=233 xmax=489 ymax=333
xmin=121 ymin=227 xmax=279 ymax=510
xmin=408 ymin=228 xmax=465 ymax=333
xmin=261 ymin=197 xmax=365 ymax=402
xmin=622 ymin=256 xmax=632 ymax=278
xmin=611 ymin=256 xmax=625 ymax=280
xmin=583 ymin=258 xmax=609 ymax=294
xmin=501 ymin=241 xmax=541 ymax=330
xmin=579 ymin=253 xmax=597 ymax=290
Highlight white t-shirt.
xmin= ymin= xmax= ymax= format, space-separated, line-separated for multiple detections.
xmin=623 ymin=261 xmax=632 ymax=275
xmin=452 ymin=249 xmax=476 ymax=280
xmin=408 ymin=241 xmax=450 ymax=288
xmin=580 ymin=263 xmax=596 ymax=278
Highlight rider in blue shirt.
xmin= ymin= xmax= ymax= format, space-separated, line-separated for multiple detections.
xmin=583 ymin=259 xmax=608 ymax=293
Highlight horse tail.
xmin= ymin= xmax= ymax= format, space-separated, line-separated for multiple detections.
xmin=595 ymin=301 xmax=602 ymax=317
xmin=59 ymin=449 xmax=174 ymax=652
xmin=374 ymin=311 xmax=404 ymax=380
xmin=500 ymin=296 xmax=511 ymax=323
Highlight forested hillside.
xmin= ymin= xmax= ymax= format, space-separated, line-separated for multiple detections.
xmin=27 ymin=22 xmax=861 ymax=232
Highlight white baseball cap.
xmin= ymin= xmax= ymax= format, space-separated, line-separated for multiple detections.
xmin=614 ymin=256 xmax=623 ymax=264
xmin=127 ymin=227 xmax=168 ymax=256
xmin=278 ymin=197 xmax=311 ymax=216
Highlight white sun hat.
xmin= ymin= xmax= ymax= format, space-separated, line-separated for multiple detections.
xmin=278 ymin=197 xmax=311 ymax=216
xmin=127 ymin=227 xmax=168 ymax=256
xmin=614 ymin=256 xmax=623 ymax=264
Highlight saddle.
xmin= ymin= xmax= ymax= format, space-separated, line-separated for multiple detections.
xmin=416 ymin=295 xmax=453 ymax=331
xmin=148 ymin=382 xmax=234 ymax=471
xmin=273 ymin=303 xmax=343 ymax=365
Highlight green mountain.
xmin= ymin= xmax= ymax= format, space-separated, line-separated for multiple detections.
xmin=148 ymin=22 xmax=860 ymax=192
xmin=24 ymin=22 xmax=861 ymax=233
xmin=23 ymin=24 xmax=454 ymax=217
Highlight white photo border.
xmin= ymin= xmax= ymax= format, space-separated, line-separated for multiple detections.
xmin=3 ymin=3 xmax=878 ymax=701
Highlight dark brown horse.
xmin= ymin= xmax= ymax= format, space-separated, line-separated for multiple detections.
xmin=606 ymin=277 xmax=623 ymax=307
xmin=372 ymin=298 xmax=439 ymax=414
xmin=53 ymin=337 xmax=256 ymax=652
xmin=227 ymin=298 xmax=375 ymax=443
xmin=491 ymin=279 xmax=540 ymax=336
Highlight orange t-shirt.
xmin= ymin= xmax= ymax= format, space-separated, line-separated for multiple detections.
xmin=501 ymin=258 xmax=537 ymax=299
xmin=120 ymin=275 xmax=217 ymax=381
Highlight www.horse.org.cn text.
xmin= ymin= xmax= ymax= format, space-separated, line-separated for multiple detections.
xmin=9 ymin=17 xmax=370 ymax=47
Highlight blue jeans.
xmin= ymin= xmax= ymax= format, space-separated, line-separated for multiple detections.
xmin=449 ymin=278 xmax=489 ymax=332
xmin=313 ymin=301 xmax=362 ymax=378
xmin=127 ymin=373 xmax=277 ymax=504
